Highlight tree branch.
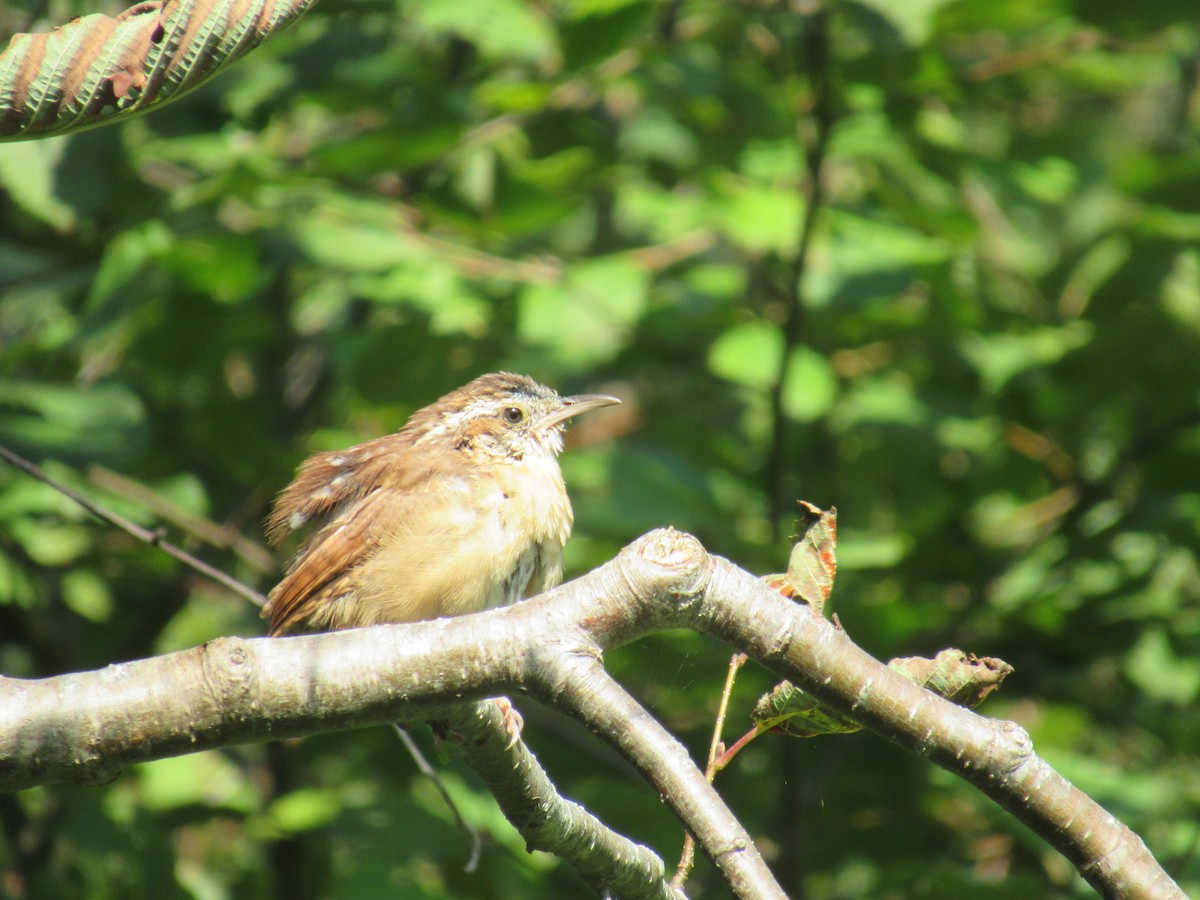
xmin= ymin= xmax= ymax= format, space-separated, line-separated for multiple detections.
xmin=431 ymin=702 xmax=682 ymax=900
xmin=695 ymin=553 xmax=1185 ymax=900
xmin=537 ymin=658 xmax=783 ymax=899
xmin=86 ymin=464 xmax=276 ymax=575
xmin=0 ymin=530 xmax=1182 ymax=899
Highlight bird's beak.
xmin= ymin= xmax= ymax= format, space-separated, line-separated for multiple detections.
xmin=541 ymin=393 xmax=621 ymax=429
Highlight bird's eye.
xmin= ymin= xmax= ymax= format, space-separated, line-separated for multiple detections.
xmin=502 ymin=406 xmax=526 ymax=425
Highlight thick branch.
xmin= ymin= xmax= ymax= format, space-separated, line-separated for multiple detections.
xmin=0 ymin=529 xmax=1182 ymax=899
xmin=538 ymin=659 xmax=784 ymax=899
xmin=1 ymin=620 xmax=503 ymax=787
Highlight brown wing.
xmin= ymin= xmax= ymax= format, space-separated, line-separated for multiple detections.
xmin=264 ymin=432 xmax=460 ymax=635
xmin=265 ymin=433 xmax=416 ymax=546
xmin=266 ymin=485 xmax=421 ymax=635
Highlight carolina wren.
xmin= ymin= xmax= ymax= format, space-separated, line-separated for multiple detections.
xmin=264 ymin=373 xmax=620 ymax=636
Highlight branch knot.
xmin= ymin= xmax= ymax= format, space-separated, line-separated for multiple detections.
xmin=200 ymin=637 xmax=257 ymax=708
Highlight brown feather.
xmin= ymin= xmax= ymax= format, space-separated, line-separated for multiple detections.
xmin=265 ymin=488 xmax=394 ymax=635
xmin=263 ymin=439 xmax=447 ymax=635
xmin=266 ymin=434 xmax=412 ymax=545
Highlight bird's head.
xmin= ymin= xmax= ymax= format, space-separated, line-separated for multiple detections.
xmin=411 ymin=372 xmax=620 ymax=460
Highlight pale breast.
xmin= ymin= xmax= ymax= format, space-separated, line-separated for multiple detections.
xmin=354 ymin=453 xmax=574 ymax=623
xmin=484 ymin=449 xmax=573 ymax=607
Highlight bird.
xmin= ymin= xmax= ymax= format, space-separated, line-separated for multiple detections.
xmin=263 ymin=372 xmax=620 ymax=637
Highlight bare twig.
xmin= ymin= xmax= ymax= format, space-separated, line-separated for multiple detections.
xmin=625 ymin=229 xmax=717 ymax=272
xmin=0 ymin=443 xmax=268 ymax=607
xmin=672 ymin=652 xmax=747 ymax=890
xmin=657 ymin=0 xmax=684 ymax=42
xmin=967 ymin=29 xmax=1104 ymax=82
xmin=87 ymin=464 xmax=276 ymax=573
xmin=712 ymin=724 xmax=767 ymax=772
xmin=392 ymin=724 xmax=483 ymax=874
xmin=399 ymin=219 xmax=716 ymax=285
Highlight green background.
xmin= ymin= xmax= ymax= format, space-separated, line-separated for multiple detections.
xmin=2 ymin=0 xmax=1198 ymax=896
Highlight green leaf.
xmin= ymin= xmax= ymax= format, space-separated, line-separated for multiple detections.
xmin=833 ymin=374 xmax=925 ymax=428
xmin=6 ymin=519 xmax=91 ymax=566
xmin=359 ymin=256 xmax=490 ymax=337
xmin=61 ymin=568 xmax=113 ymax=622
xmin=782 ymin=347 xmax=838 ymax=422
xmin=836 ymin=530 xmax=912 ymax=570
xmin=616 ymin=179 xmax=708 ymax=243
xmin=852 ymin=0 xmax=957 ymax=43
xmin=263 ymin=788 xmax=343 ymax=834
xmin=0 ymin=140 xmax=76 ymax=230
xmin=86 ymin=222 xmax=173 ymax=312
xmin=825 ymin=209 xmax=954 ymax=275
xmin=1126 ymin=627 xmax=1200 ymax=707
xmin=708 ymin=322 xmax=780 ymax=390
xmin=708 ymin=325 xmax=837 ymax=421
xmin=959 ymin=322 xmax=1094 ymax=394
xmin=619 ymin=108 xmax=699 ymax=168
xmin=290 ymin=216 xmax=408 ymax=273
xmin=0 ymin=382 xmax=147 ymax=464
xmin=159 ymin=232 xmax=264 ymax=303
xmin=139 ymin=753 xmax=257 ymax=813
xmin=1013 ymin=157 xmax=1078 ymax=204
xmin=1161 ymin=249 xmax=1200 ymax=332
xmin=518 ymin=256 xmax=648 ymax=368
xmin=714 ymin=178 xmax=804 ymax=255
xmin=412 ymin=0 xmax=557 ymax=64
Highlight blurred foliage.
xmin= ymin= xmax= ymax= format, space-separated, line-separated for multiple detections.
xmin=2 ymin=0 xmax=1200 ymax=897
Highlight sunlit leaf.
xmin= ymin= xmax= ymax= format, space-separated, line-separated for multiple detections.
xmin=61 ymin=568 xmax=113 ymax=622
xmin=518 ymin=256 xmax=648 ymax=367
xmin=412 ymin=0 xmax=557 ymax=64
xmin=263 ymin=787 xmax=343 ymax=834
xmin=959 ymin=323 xmax=1093 ymax=394
xmin=714 ymin=179 xmax=804 ymax=255
xmin=708 ymin=321 xmax=780 ymax=390
xmin=0 ymin=382 xmax=147 ymax=463
xmin=139 ymin=752 xmax=257 ymax=813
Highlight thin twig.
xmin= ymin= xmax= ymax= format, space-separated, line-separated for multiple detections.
xmin=392 ymin=724 xmax=483 ymax=873
xmin=87 ymin=464 xmax=276 ymax=573
xmin=0 ymin=443 xmax=268 ymax=607
xmin=712 ymin=723 xmax=767 ymax=772
xmin=672 ymin=653 xmax=748 ymax=890
xmin=765 ymin=2 xmax=835 ymax=536
xmin=709 ymin=654 xmax=749 ymax=773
